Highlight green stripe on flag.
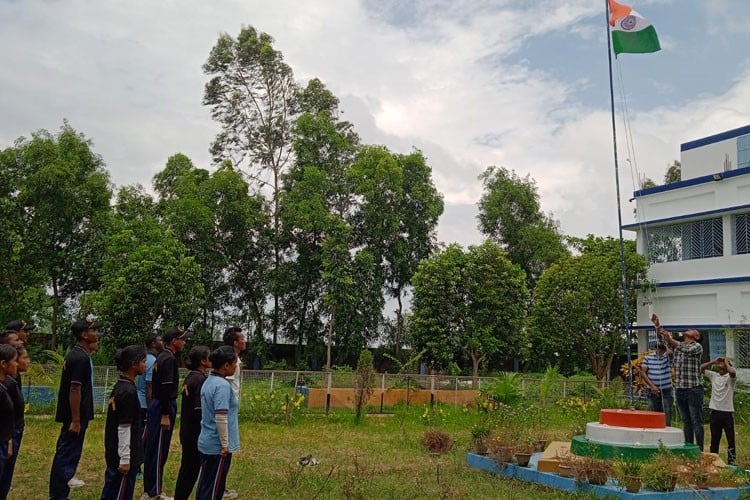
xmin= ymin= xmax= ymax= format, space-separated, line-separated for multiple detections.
xmin=612 ymin=25 xmax=660 ymax=55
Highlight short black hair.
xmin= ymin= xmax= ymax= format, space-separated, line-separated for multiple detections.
xmin=145 ymin=332 xmax=161 ymax=347
xmin=223 ymin=326 xmax=243 ymax=346
xmin=186 ymin=345 xmax=211 ymax=370
xmin=71 ymin=318 xmax=101 ymax=339
xmin=0 ymin=344 xmax=18 ymax=363
xmin=114 ymin=345 xmax=147 ymax=372
xmin=210 ymin=345 xmax=236 ymax=369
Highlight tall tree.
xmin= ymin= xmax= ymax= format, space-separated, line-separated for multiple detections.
xmin=154 ymin=154 xmax=271 ymax=339
xmin=81 ymin=185 xmax=204 ymax=354
xmin=278 ymin=79 xmax=359 ymax=362
xmin=664 ymin=160 xmax=681 ymax=184
xmin=527 ymin=236 xmax=647 ymax=384
xmin=410 ymin=241 xmax=528 ymax=383
xmin=477 ymin=166 xmax=568 ymax=287
xmin=203 ymin=25 xmax=299 ymax=343
xmin=0 ymin=147 xmax=47 ymax=323
xmin=382 ymin=151 xmax=443 ymax=355
xmin=1 ymin=123 xmax=112 ymax=345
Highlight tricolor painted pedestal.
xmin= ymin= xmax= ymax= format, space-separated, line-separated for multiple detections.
xmin=570 ymin=409 xmax=700 ymax=460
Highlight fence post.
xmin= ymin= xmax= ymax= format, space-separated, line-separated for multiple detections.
xmin=325 ymin=371 xmax=332 ymax=415
xmin=270 ymin=371 xmax=275 ymax=393
xmin=430 ymin=375 xmax=435 ymax=408
xmin=101 ymin=367 xmax=110 ymax=413
xmin=563 ymin=379 xmax=567 ymax=398
xmin=380 ymin=373 xmax=385 ymax=413
xmin=454 ymin=376 xmax=458 ymax=405
xmin=406 ymin=376 xmax=411 ymax=407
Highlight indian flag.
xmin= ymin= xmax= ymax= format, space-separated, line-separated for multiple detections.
xmin=608 ymin=0 xmax=661 ymax=56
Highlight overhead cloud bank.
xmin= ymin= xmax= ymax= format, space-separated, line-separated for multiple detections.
xmin=1 ymin=0 xmax=749 ymax=247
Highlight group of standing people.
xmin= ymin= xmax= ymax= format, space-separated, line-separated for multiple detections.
xmin=0 ymin=320 xmax=32 ymax=500
xmin=644 ymin=314 xmax=737 ymax=464
xmin=1 ymin=317 xmax=247 ymax=500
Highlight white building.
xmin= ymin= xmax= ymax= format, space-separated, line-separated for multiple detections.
xmin=624 ymin=125 xmax=750 ymax=377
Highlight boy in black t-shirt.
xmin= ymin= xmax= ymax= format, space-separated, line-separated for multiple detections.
xmin=101 ymin=345 xmax=146 ymax=500
xmin=49 ymin=318 xmax=101 ymax=500
xmin=174 ymin=346 xmax=210 ymax=500
xmin=143 ymin=326 xmax=188 ymax=500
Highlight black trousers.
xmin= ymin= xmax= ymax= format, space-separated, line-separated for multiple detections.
xmin=49 ymin=423 xmax=89 ymax=500
xmin=196 ymin=453 xmax=232 ymax=500
xmin=709 ymin=409 xmax=736 ymax=464
xmin=174 ymin=442 xmax=201 ymax=500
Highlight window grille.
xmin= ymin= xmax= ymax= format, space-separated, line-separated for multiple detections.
xmin=735 ymin=329 xmax=750 ymax=369
xmin=735 ymin=213 xmax=750 ymax=255
xmin=647 ymin=218 xmax=723 ymax=263
xmin=738 ymin=134 xmax=750 ymax=169
xmin=707 ymin=330 xmax=726 ymax=360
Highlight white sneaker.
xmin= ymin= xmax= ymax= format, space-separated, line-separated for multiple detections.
xmin=68 ymin=477 xmax=86 ymax=488
xmin=224 ymin=489 xmax=239 ymax=499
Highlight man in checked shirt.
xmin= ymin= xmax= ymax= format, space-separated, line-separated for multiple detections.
xmin=654 ymin=315 xmax=704 ymax=450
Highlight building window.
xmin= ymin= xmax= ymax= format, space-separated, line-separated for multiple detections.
xmin=646 ymin=218 xmax=723 ymax=263
xmin=738 ymin=134 xmax=750 ymax=169
xmin=735 ymin=213 xmax=750 ymax=255
xmin=708 ymin=330 xmax=726 ymax=360
xmin=735 ymin=329 xmax=750 ymax=369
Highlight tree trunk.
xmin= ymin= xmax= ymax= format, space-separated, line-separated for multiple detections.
xmin=395 ymin=292 xmax=403 ymax=356
xmin=51 ymin=276 xmax=60 ymax=349
xmin=471 ymin=352 xmax=483 ymax=388
xmin=325 ymin=304 xmax=336 ymax=371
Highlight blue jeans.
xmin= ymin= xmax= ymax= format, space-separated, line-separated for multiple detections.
xmin=676 ymin=386 xmax=704 ymax=450
xmin=49 ymin=423 xmax=89 ymax=500
xmin=647 ymin=387 xmax=673 ymax=427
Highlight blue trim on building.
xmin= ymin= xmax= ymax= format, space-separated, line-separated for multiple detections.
xmin=622 ymin=202 xmax=750 ymax=230
xmin=634 ymin=276 xmax=750 ymax=288
xmin=681 ymin=124 xmax=750 ymax=152
xmin=631 ymin=165 xmax=750 ymax=198
xmin=632 ymin=324 xmax=748 ymax=331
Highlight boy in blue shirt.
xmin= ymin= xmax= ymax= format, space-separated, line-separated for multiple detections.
xmin=196 ymin=346 xmax=239 ymax=500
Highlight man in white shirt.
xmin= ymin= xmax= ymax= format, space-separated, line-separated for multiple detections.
xmin=701 ymin=357 xmax=737 ymax=464
xmin=220 ymin=326 xmax=245 ymax=500
xmin=223 ymin=327 xmax=246 ymax=402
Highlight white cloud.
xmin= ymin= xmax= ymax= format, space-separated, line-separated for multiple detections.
xmin=1 ymin=0 xmax=749 ymax=249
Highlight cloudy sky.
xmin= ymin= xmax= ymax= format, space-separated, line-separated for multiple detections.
xmin=2 ymin=0 xmax=749 ymax=247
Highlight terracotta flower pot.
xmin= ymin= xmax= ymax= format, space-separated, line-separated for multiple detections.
xmin=557 ymin=464 xmax=574 ymax=478
xmin=623 ymin=475 xmax=641 ymax=493
xmin=515 ymin=452 xmax=532 ymax=467
xmin=587 ymin=468 xmax=608 ymax=485
xmin=472 ymin=438 xmax=489 ymax=455
xmin=533 ymin=439 xmax=547 ymax=452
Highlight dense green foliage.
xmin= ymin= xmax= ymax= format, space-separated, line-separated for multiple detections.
xmin=410 ymin=241 xmax=528 ymax=380
xmin=528 ymin=236 xmax=647 ymax=380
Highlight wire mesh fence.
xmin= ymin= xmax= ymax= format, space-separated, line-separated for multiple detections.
xmin=20 ymin=366 xmax=627 ymax=414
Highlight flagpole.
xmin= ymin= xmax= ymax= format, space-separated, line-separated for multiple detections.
xmin=605 ymin=0 xmax=635 ymax=407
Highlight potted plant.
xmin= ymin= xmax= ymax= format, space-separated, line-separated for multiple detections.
xmin=513 ymin=442 xmax=534 ymax=467
xmin=580 ymin=456 xmax=610 ymax=485
xmin=693 ymin=470 xmax=710 ymax=490
xmin=641 ymin=457 xmax=678 ymax=492
xmin=470 ymin=423 xmax=491 ymax=455
xmin=613 ymin=458 xmax=642 ymax=493
xmin=489 ymin=435 xmax=514 ymax=465
xmin=556 ymin=450 xmax=575 ymax=478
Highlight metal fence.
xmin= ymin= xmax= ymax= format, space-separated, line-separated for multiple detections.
xmin=20 ymin=367 xmax=624 ymax=413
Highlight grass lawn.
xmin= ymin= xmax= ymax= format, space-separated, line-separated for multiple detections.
xmin=13 ymin=408 xmax=595 ymax=500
